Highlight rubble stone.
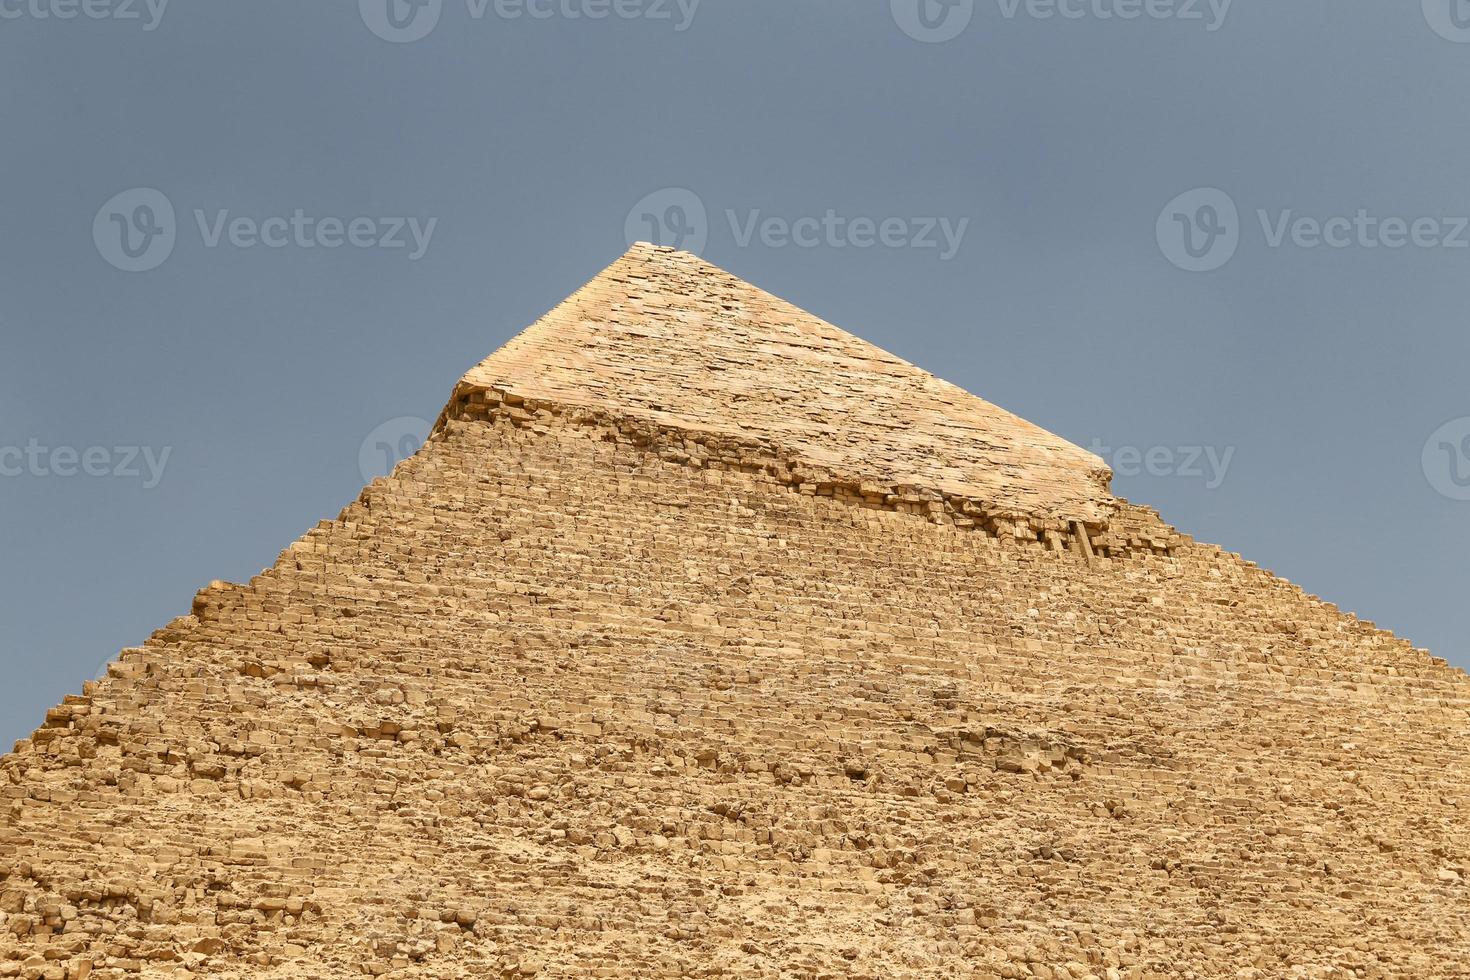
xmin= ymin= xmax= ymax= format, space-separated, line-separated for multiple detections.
xmin=1 ymin=245 xmax=1466 ymax=978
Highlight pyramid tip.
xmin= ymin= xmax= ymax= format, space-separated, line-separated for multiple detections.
xmin=623 ymin=240 xmax=708 ymax=262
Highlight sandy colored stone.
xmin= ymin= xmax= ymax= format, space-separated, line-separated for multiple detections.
xmin=458 ymin=243 xmax=1114 ymax=529
xmin=0 ymin=246 xmax=1467 ymax=978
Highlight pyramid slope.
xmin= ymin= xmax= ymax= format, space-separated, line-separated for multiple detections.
xmin=457 ymin=243 xmax=1115 ymax=528
xmin=1 ymin=253 xmax=1468 ymax=979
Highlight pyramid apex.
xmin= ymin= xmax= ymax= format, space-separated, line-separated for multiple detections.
xmin=620 ymin=239 xmax=724 ymax=266
xmin=450 ymin=247 xmax=1115 ymax=528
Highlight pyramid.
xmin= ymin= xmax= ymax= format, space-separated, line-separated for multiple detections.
xmin=3 ymin=243 xmax=1467 ymax=979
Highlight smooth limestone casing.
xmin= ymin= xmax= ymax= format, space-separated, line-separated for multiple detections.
xmin=2 ymin=249 xmax=1467 ymax=980
xmin=457 ymin=244 xmax=1115 ymax=531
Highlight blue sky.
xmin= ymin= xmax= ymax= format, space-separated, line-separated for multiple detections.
xmin=2 ymin=0 xmax=1467 ymax=746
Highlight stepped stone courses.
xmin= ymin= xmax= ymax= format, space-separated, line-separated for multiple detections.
xmin=2 ymin=244 xmax=1467 ymax=979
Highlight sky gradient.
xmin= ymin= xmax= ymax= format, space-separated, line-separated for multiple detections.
xmin=2 ymin=0 xmax=1467 ymax=748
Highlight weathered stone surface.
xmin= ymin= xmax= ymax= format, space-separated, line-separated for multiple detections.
xmin=1 ymin=246 xmax=1466 ymax=978
xmin=458 ymin=243 xmax=1115 ymax=529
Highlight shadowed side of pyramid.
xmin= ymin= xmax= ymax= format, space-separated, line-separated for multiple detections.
xmin=448 ymin=243 xmax=1118 ymax=538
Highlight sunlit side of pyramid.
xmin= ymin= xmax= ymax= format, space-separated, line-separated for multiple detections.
xmin=2 ymin=244 xmax=1467 ymax=979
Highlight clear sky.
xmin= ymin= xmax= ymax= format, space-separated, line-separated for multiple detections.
xmin=2 ymin=1 xmax=1467 ymax=748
